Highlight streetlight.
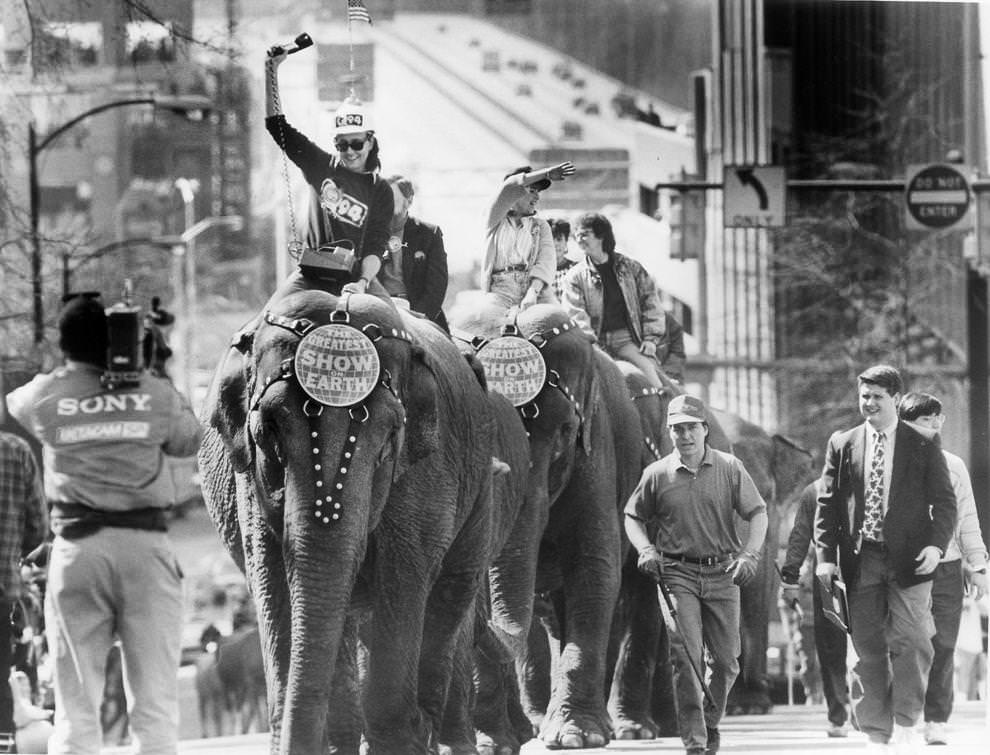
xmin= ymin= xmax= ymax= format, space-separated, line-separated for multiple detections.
xmin=28 ymin=94 xmax=212 ymax=344
xmin=157 ymin=214 xmax=243 ymax=399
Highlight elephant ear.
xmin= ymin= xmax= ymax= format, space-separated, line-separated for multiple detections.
xmin=206 ymin=346 xmax=253 ymax=473
xmin=397 ymin=342 xmax=441 ymax=473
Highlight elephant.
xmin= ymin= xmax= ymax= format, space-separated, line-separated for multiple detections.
xmin=198 ymin=289 xmax=531 ymax=754
xmin=447 ymin=296 xmax=643 ymax=750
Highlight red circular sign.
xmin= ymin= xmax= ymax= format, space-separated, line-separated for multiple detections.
xmin=294 ymin=324 xmax=380 ymax=407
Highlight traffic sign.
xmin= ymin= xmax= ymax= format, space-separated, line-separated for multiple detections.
xmin=905 ymin=163 xmax=971 ymax=230
xmin=723 ymin=166 xmax=786 ymax=227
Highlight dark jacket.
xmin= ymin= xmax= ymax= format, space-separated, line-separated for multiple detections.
xmin=399 ymin=216 xmax=448 ymax=330
xmin=814 ymin=421 xmax=956 ymax=588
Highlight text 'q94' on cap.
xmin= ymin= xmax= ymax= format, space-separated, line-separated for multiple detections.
xmin=666 ymin=394 xmax=707 ymax=425
xmin=333 ymin=97 xmax=373 ymax=136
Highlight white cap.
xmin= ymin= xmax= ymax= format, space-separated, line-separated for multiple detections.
xmin=332 ymin=97 xmax=373 ymax=136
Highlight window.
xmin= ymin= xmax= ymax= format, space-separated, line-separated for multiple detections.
xmin=126 ymin=21 xmax=175 ymax=64
xmin=35 ymin=22 xmax=101 ymax=70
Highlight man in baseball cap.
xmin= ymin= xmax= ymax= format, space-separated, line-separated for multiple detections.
xmin=624 ymin=392 xmax=768 ymax=754
xmin=666 ymin=394 xmax=707 ymax=426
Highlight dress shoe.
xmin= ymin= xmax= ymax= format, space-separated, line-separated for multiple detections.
xmin=827 ymin=723 xmax=849 ymax=738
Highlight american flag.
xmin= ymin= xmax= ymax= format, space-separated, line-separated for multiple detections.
xmin=347 ymin=0 xmax=373 ymax=26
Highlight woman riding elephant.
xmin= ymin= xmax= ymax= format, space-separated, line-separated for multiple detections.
xmin=199 ymin=289 xmax=530 ymax=753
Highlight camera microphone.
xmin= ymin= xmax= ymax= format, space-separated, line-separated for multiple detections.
xmin=267 ymin=32 xmax=314 ymax=58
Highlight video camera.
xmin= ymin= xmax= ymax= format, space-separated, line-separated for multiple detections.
xmin=95 ymin=282 xmax=174 ymax=389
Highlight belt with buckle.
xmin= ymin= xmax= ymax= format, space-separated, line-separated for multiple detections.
xmin=662 ymin=552 xmax=729 ymax=567
xmin=493 ymin=264 xmax=528 ymax=274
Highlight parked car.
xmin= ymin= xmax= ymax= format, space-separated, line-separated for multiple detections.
xmin=515 ymin=83 xmax=533 ymax=96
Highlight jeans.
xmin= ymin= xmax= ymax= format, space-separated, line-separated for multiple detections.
xmin=660 ymin=559 xmax=740 ymax=752
xmin=600 ymin=329 xmax=665 ymax=389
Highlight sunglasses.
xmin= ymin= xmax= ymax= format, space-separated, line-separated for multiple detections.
xmin=334 ymin=136 xmax=369 ymax=152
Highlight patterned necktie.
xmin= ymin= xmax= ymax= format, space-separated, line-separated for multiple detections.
xmin=862 ymin=431 xmax=886 ymax=541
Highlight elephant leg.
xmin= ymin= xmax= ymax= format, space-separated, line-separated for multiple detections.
xmin=440 ymin=619 xmax=478 ymax=755
xmin=471 ymin=619 xmax=526 ymax=755
xmin=326 ymin=614 xmax=364 ymax=754
xmin=516 ymin=594 xmax=555 ymax=730
xmin=608 ymin=563 xmax=661 ymax=740
xmin=363 ymin=537 xmax=436 ymax=752
xmin=539 ymin=482 xmax=621 ymax=749
xmin=419 ymin=504 xmax=490 ymax=745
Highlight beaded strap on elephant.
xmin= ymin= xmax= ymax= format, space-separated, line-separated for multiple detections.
xmin=248 ymin=303 xmax=411 ymax=527
xmin=631 ymin=385 xmax=665 ymax=461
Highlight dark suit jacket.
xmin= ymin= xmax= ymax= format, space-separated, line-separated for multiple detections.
xmin=814 ymin=420 xmax=955 ymax=588
xmin=399 ymin=216 xmax=448 ymax=330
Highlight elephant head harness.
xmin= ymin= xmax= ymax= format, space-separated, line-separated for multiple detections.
xmin=240 ymin=298 xmax=412 ymax=526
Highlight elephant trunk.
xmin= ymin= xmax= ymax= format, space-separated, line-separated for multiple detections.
xmin=489 ymin=478 xmax=549 ymax=657
xmin=279 ymin=471 xmax=374 ymax=754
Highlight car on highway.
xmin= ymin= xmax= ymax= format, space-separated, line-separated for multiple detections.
xmin=515 ymin=83 xmax=533 ymax=96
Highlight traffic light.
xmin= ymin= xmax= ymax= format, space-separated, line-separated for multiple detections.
xmin=668 ymin=188 xmax=706 ymax=260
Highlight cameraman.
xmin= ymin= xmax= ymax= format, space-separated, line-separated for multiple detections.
xmin=6 ymin=294 xmax=202 ymax=755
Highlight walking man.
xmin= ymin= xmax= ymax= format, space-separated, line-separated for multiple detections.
xmin=625 ymin=394 xmax=768 ymax=754
xmin=897 ymin=392 xmax=988 ymax=747
xmin=814 ymin=365 xmax=956 ymax=754
xmin=779 ymin=479 xmax=850 ymax=737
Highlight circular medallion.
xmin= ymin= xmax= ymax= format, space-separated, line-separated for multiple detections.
xmin=294 ymin=324 xmax=380 ymax=407
xmin=387 ymin=235 xmax=403 ymax=254
xmin=320 ymin=179 xmax=342 ymax=214
xmin=476 ymin=336 xmax=547 ymax=407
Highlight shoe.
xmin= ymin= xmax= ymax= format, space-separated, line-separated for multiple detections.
xmin=705 ymin=726 xmax=720 ymax=754
xmin=827 ymin=723 xmax=849 ymax=738
xmin=865 ymin=742 xmax=892 ymax=753
xmin=924 ymin=721 xmax=947 ymax=745
xmin=890 ymin=723 xmax=920 ymax=755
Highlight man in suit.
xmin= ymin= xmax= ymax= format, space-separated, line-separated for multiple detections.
xmin=814 ymin=364 xmax=956 ymax=754
xmin=380 ymin=175 xmax=449 ymax=330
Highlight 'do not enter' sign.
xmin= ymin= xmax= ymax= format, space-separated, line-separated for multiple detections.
xmin=905 ymin=163 xmax=971 ymax=231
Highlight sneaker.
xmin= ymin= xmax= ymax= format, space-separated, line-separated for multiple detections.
xmin=827 ymin=723 xmax=849 ymax=738
xmin=891 ymin=724 xmax=920 ymax=755
xmin=705 ymin=726 xmax=720 ymax=754
xmin=924 ymin=721 xmax=947 ymax=746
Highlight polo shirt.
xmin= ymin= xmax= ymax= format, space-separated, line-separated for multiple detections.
xmin=624 ymin=446 xmax=767 ymax=558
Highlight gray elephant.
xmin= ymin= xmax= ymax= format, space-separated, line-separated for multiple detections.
xmin=448 ymin=297 xmax=643 ymax=750
xmin=198 ymin=289 xmax=530 ymax=754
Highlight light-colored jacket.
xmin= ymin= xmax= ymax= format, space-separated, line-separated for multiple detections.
xmin=480 ymin=176 xmax=556 ymax=291
xmin=942 ymin=450 xmax=989 ymax=568
xmin=560 ymin=251 xmax=666 ymax=349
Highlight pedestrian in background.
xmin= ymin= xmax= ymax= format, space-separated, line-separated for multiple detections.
xmin=548 ymin=217 xmax=576 ymax=299
xmin=6 ymin=294 xmax=202 ymax=755
xmin=381 ymin=174 xmax=450 ymax=330
xmin=779 ymin=479 xmax=850 ymax=738
xmin=814 ymin=364 xmax=956 ymax=754
xmin=481 ymin=162 xmax=575 ymax=309
xmin=0 ymin=391 xmax=48 ymax=751
xmin=897 ymin=391 xmax=988 ymax=747
xmin=561 ymin=212 xmax=670 ymax=390
xmin=625 ymin=394 xmax=768 ymax=755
